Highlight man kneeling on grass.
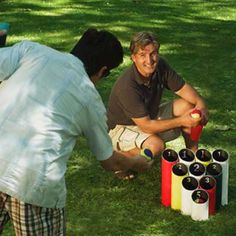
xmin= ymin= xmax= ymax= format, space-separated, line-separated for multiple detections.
xmin=107 ymin=31 xmax=209 ymax=179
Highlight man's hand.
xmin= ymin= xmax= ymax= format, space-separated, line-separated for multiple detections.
xmin=114 ymin=155 xmax=153 ymax=180
xmin=179 ymin=110 xmax=202 ymax=128
xmin=100 ymin=152 xmax=153 ymax=174
xmin=175 ymin=83 xmax=209 ymax=126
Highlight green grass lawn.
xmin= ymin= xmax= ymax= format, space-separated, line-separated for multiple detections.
xmin=1 ymin=0 xmax=236 ymax=235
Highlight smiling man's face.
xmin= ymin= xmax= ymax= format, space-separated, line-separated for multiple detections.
xmin=131 ymin=43 xmax=159 ymax=78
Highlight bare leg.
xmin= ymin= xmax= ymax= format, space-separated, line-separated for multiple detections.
xmin=113 ymin=135 xmax=164 ymax=180
xmin=182 ymin=128 xmax=198 ymax=153
xmin=119 ymin=135 xmax=164 ymax=158
xmin=113 ymin=149 xmax=139 ymax=180
xmin=142 ymin=135 xmax=165 ymax=158
xmin=119 ymin=148 xmax=140 ymax=158
xmin=173 ymin=98 xmax=198 ymax=152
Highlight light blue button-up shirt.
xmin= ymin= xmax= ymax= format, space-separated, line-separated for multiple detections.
xmin=0 ymin=41 xmax=113 ymax=208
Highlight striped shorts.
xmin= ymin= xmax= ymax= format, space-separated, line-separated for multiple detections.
xmin=0 ymin=192 xmax=65 ymax=235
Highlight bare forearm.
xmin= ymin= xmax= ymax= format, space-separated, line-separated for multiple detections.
xmin=100 ymin=151 xmax=151 ymax=173
xmin=195 ymin=97 xmax=207 ymax=110
xmin=176 ymin=83 xmax=207 ymax=109
xmin=134 ymin=116 xmax=183 ymax=134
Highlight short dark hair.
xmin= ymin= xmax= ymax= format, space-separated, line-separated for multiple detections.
xmin=71 ymin=28 xmax=123 ymax=77
xmin=129 ymin=31 xmax=160 ymax=54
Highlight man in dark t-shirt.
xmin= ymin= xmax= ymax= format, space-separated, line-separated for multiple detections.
xmin=107 ymin=32 xmax=208 ymax=167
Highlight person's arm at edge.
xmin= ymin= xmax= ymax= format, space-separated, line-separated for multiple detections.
xmin=131 ymin=83 xmax=207 ymax=134
xmin=132 ymin=115 xmax=186 ymax=134
xmin=100 ymin=151 xmax=153 ymax=173
xmin=175 ymin=83 xmax=209 ymax=125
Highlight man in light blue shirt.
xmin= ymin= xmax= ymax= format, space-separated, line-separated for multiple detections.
xmin=0 ymin=28 xmax=152 ymax=235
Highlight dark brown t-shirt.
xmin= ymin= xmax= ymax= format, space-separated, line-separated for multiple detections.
xmin=107 ymin=58 xmax=185 ymax=130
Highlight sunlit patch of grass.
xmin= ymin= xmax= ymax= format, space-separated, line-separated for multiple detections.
xmin=1 ymin=0 xmax=235 ymax=235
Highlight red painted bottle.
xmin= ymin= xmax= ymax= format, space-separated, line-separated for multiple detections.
xmin=190 ymin=109 xmax=203 ymax=142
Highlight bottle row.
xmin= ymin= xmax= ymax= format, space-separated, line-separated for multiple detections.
xmin=161 ymin=148 xmax=229 ymax=221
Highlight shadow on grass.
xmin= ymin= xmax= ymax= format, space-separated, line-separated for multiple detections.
xmin=1 ymin=0 xmax=236 ymax=235
xmin=65 ymin=137 xmax=236 ymax=236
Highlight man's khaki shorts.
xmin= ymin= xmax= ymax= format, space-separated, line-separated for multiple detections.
xmin=108 ymin=102 xmax=181 ymax=152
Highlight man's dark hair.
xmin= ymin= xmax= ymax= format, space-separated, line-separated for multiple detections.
xmin=71 ymin=28 xmax=123 ymax=77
